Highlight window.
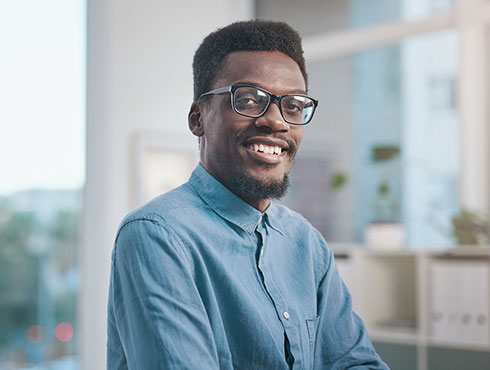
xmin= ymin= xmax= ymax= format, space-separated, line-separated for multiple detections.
xmin=261 ymin=0 xmax=490 ymax=248
xmin=0 ymin=1 xmax=85 ymax=368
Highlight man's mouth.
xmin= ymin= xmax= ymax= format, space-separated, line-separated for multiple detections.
xmin=246 ymin=143 xmax=283 ymax=155
xmin=239 ymin=135 xmax=294 ymax=165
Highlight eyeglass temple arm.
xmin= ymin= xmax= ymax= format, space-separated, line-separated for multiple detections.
xmin=198 ymin=86 xmax=231 ymax=100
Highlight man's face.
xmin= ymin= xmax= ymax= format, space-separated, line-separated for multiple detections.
xmin=190 ymin=50 xmax=306 ymax=207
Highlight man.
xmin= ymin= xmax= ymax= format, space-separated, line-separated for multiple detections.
xmin=107 ymin=20 xmax=388 ymax=370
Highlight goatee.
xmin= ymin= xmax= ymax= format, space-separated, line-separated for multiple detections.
xmin=228 ymin=166 xmax=291 ymax=201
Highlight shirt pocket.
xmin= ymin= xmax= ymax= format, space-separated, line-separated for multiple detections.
xmin=306 ymin=315 xmax=320 ymax=369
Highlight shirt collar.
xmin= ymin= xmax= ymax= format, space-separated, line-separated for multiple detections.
xmin=188 ymin=163 xmax=263 ymax=234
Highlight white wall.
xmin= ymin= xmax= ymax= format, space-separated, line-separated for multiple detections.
xmin=81 ymin=1 xmax=253 ymax=368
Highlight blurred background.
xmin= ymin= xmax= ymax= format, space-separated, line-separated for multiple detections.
xmin=1 ymin=0 xmax=489 ymax=369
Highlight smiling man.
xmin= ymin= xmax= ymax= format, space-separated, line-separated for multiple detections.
xmin=189 ymin=49 xmax=307 ymax=211
xmin=107 ymin=20 xmax=389 ymax=370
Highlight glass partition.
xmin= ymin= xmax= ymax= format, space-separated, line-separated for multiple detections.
xmin=282 ymin=29 xmax=459 ymax=248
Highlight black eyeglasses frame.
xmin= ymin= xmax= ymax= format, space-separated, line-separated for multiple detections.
xmin=198 ymin=83 xmax=318 ymax=125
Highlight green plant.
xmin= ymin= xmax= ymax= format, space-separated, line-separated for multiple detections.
xmin=451 ymin=210 xmax=490 ymax=245
xmin=370 ymin=144 xmax=401 ymax=222
xmin=371 ymin=145 xmax=400 ymax=162
xmin=330 ymin=172 xmax=348 ymax=191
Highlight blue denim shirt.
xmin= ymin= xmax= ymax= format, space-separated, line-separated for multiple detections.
xmin=107 ymin=163 xmax=388 ymax=370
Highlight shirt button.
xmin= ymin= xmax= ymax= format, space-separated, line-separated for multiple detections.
xmin=283 ymin=311 xmax=290 ymax=319
xmin=258 ymin=215 xmax=263 ymax=223
xmin=260 ymin=248 xmax=264 ymax=256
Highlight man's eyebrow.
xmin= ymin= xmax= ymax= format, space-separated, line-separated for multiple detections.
xmin=235 ymin=81 xmax=306 ymax=95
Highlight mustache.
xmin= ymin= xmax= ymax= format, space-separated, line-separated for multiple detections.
xmin=236 ymin=132 xmax=298 ymax=155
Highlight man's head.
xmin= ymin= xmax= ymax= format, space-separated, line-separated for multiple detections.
xmin=192 ymin=20 xmax=308 ymax=101
xmin=188 ymin=20 xmax=315 ymax=211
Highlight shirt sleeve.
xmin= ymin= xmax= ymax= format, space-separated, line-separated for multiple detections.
xmin=108 ymin=218 xmax=220 ymax=370
xmin=312 ymin=231 xmax=390 ymax=369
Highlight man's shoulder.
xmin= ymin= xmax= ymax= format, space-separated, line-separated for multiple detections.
xmin=118 ymin=182 xmax=205 ymax=231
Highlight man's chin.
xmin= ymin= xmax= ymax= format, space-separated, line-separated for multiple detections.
xmin=227 ymin=167 xmax=290 ymax=201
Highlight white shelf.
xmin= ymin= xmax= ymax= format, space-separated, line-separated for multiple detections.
xmin=333 ymin=246 xmax=490 ymax=370
xmin=426 ymin=338 xmax=490 ymax=351
xmin=369 ymin=328 xmax=420 ymax=345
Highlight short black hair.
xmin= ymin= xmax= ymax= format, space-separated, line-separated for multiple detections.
xmin=192 ymin=20 xmax=307 ymax=101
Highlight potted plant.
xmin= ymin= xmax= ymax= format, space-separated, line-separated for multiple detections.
xmin=451 ymin=210 xmax=490 ymax=246
xmin=364 ymin=144 xmax=405 ymax=249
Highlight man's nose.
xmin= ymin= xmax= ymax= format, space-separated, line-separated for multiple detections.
xmin=254 ymin=102 xmax=290 ymax=131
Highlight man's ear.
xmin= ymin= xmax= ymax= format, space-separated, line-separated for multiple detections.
xmin=188 ymin=101 xmax=204 ymax=137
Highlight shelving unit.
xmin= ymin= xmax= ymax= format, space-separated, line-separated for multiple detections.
xmin=332 ymin=245 xmax=490 ymax=370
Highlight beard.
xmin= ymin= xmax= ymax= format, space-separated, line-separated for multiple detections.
xmin=227 ymin=165 xmax=291 ymax=201
xmin=210 ymin=131 xmax=298 ymax=202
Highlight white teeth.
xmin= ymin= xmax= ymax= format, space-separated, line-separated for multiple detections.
xmin=247 ymin=143 xmax=283 ymax=155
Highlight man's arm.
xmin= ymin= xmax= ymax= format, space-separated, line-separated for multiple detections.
xmin=313 ymin=232 xmax=390 ymax=369
xmin=107 ymin=218 xmax=221 ymax=370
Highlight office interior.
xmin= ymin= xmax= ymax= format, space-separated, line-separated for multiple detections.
xmin=1 ymin=0 xmax=489 ymax=369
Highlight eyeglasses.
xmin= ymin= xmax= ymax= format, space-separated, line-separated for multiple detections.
xmin=198 ymin=84 xmax=318 ymax=125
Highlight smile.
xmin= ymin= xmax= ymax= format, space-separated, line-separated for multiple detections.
xmin=243 ymin=142 xmax=288 ymax=165
xmin=246 ymin=143 xmax=283 ymax=155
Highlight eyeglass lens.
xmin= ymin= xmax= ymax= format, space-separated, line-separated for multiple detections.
xmin=233 ymin=86 xmax=315 ymax=124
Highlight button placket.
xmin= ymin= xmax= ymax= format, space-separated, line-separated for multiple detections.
xmin=256 ymin=221 xmax=297 ymax=365
xmin=256 ymin=217 xmax=266 ymax=260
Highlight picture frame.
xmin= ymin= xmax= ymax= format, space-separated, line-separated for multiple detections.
xmin=131 ymin=130 xmax=199 ymax=208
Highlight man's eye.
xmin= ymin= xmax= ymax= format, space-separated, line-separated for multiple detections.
xmin=288 ymin=103 xmax=301 ymax=111
xmin=236 ymin=95 xmax=258 ymax=105
xmin=284 ymin=102 xmax=303 ymax=114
